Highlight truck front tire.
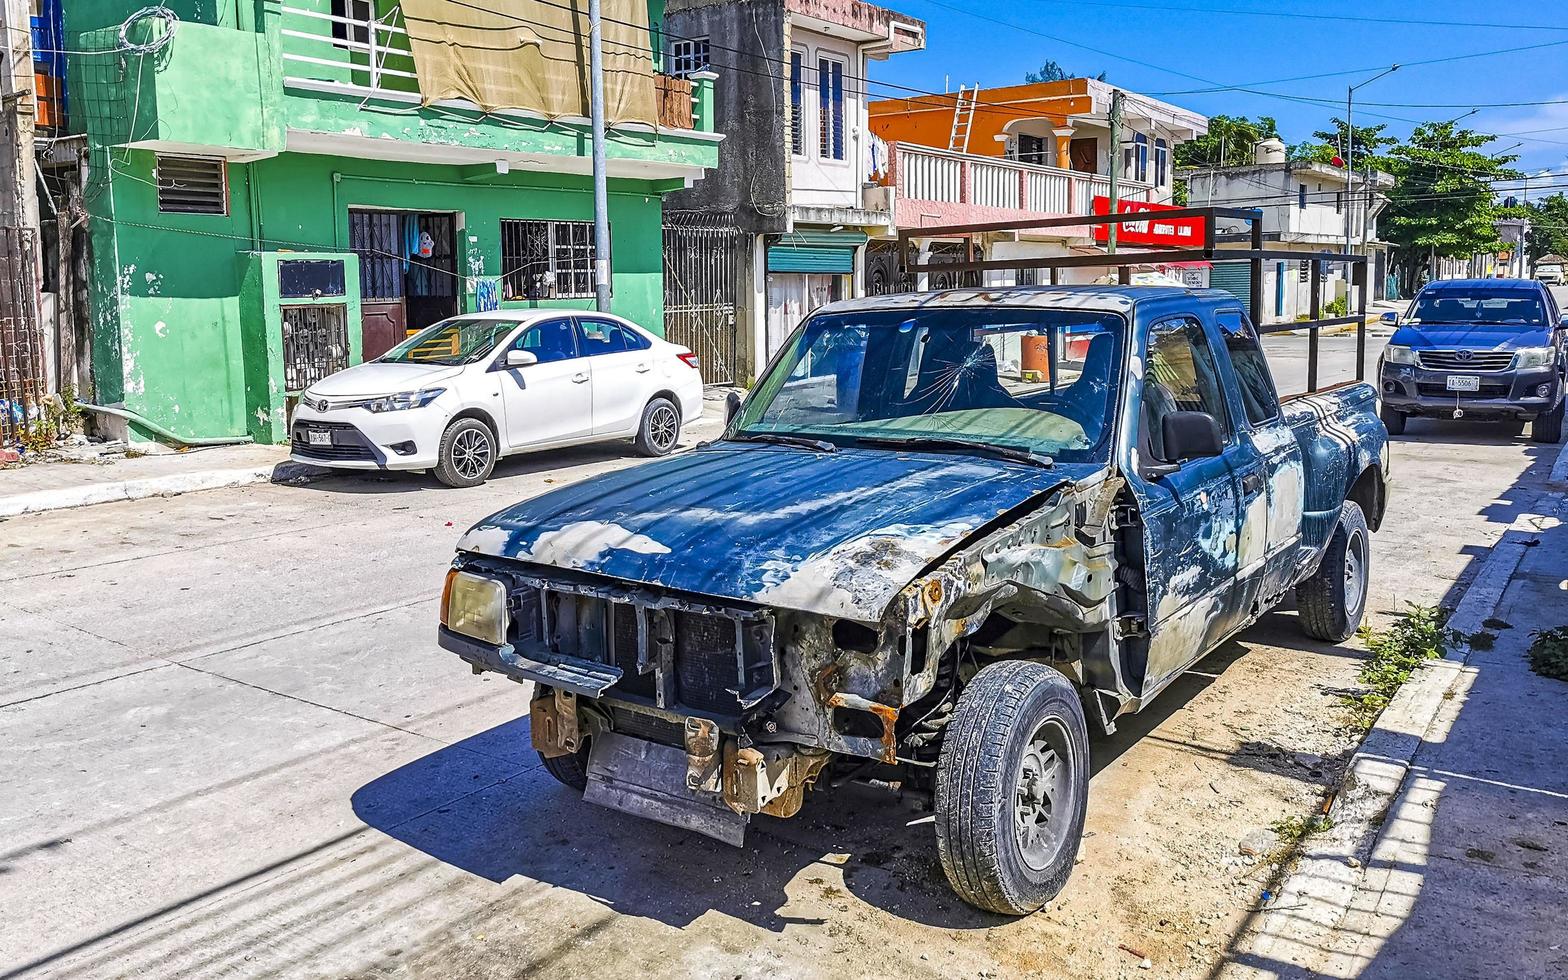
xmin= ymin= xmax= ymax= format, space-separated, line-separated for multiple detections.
xmin=1532 ymin=398 xmax=1564 ymax=444
xmin=934 ymin=660 xmax=1089 ymax=916
xmin=540 ymin=740 xmax=591 ymax=791
xmin=1297 ymin=501 xmax=1370 ymax=642
xmin=1379 ymin=405 xmax=1406 ymax=436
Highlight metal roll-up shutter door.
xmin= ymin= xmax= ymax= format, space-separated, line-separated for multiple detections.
xmin=1208 ymin=261 xmax=1252 ymax=303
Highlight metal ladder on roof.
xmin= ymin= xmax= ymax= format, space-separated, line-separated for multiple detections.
xmin=949 ymin=84 xmax=977 ymax=153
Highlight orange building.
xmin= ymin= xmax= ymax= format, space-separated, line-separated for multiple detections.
xmin=869 ymin=78 xmax=1206 ymax=191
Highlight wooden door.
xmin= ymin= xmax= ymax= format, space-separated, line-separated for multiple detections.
xmin=349 ymin=209 xmax=408 ymax=360
xmin=1070 ymin=137 xmax=1098 ymax=174
xmin=360 ymin=301 xmax=407 ymax=360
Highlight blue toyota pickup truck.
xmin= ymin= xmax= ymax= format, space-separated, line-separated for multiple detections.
xmin=437 ymin=286 xmax=1390 ymax=915
xmin=1378 ymin=278 xmax=1566 ymax=442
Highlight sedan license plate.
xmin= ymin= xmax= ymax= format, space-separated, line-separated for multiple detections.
xmin=1445 ymin=375 xmax=1480 ymax=392
xmin=306 ymin=429 xmax=333 ymax=447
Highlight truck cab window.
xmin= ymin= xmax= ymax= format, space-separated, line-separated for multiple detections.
xmin=1143 ymin=316 xmax=1231 ymax=461
xmin=1215 ymin=310 xmax=1281 ymax=424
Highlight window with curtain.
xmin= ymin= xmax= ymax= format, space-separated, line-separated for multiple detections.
xmin=818 ymin=57 xmax=845 ymax=161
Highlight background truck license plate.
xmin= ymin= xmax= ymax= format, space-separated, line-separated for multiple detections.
xmin=1446 ymin=375 xmax=1480 ymax=392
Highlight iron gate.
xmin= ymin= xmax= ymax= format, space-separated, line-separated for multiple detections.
xmin=663 ymin=212 xmax=738 ymax=384
xmin=282 ymin=304 xmax=350 ymax=393
xmin=0 ymin=227 xmax=43 ymax=447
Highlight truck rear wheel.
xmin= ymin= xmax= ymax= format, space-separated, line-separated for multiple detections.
xmin=1532 ymin=398 xmax=1564 ymax=444
xmin=934 ymin=660 xmax=1089 ymax=916
xmin=1297 ymin=501 xmax=1370 ymax=642
xmin=1379 ymin=405 xmax=1406 ymax=436
xmin=540 ymin=740 xmax=591 ymax=792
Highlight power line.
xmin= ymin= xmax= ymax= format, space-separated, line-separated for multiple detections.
xmin=1032 ymin=0 xmax=1568 ymax=33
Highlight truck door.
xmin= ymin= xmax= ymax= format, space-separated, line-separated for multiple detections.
xmin=1213 ymin=309 xmax=1304 ymax=618
xmin=1132 ymin=315 xmax=1244 ymax=693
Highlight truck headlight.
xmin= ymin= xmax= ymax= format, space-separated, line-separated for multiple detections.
xmin=442 ymin=570 xmax=509 ymax=645
xmin=1382 ymin=345 xmax=1418 ymax=366
xmin=1514 ymin=347 xmax=1555 ymax=369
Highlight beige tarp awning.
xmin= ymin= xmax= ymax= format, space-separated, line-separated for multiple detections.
xmin=400 ymin=0 xmax=657 ymax=126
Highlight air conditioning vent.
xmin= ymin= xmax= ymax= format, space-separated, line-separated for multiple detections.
xmin=155 ymin=155 xmax=227 ymax=214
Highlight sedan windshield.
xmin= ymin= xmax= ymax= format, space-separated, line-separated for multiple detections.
xmin=734 ymin=307 xmax=1126 ymax=464
xmin=379 ymin=318 xmax=524 ymax=365
xmin=1408 ymin=290 xmax=1546 ymax=326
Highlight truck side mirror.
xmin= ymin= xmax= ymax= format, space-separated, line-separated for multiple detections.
xmin=1162 ymin=411 xmax=1225 ymax=463
xmin=725 ymin=390 xmax=742 ymax=424
xmin=1380 ymin=311 xmax=1399 ymax=326
xmin=1558 ymin=313 xmax=1568 ymax=331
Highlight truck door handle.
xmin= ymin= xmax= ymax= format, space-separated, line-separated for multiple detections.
xmin=1241 ymin=470 xmax=1264 ymax=495
xmin=571 ymin=372 xmax=589 ymax=384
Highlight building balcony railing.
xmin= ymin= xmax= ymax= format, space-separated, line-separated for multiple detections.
xmin=880 ymin=142 xmax=1154 ymax=227
xmin=279 ymin=3 xmax=702 ymax=132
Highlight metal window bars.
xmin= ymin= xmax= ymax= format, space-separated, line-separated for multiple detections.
xmin=894 ymin=206 xmax=1370 ymax=394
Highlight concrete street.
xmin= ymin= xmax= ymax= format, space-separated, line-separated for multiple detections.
xmin=2 ymin=335 xmax=1562 ymax=978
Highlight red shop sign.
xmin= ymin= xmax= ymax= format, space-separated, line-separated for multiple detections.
xmin=1091 ymin=196 xmax=1207 ymax=248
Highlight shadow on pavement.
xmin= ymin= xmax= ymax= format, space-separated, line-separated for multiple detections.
xmin=1217 ymin=438 xmax=1568 ymax=979
xmin=289 ymin=441 xmax=654 ymax=495
xmin=348 ymin=613 xmax=1351 ymax=936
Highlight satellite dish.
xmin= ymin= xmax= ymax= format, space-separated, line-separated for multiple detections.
xmin=1331 ymin=155 xmax=1345 ymax=168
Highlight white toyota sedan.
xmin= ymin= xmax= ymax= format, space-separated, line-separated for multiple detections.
xmin=291 ymin=311 xmax=704 ymax=486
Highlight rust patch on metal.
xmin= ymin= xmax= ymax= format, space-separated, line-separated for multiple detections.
xmin=530 ymin=687 xmax=580 ymax=758
xmin=827 ymin=691 xmax=900 ymax=763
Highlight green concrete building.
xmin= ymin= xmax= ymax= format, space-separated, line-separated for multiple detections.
xmin=66 ymin=1 xmax=719 ymax=443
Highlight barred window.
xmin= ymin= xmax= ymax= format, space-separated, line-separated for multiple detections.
xmin=669 ymin=38 xmax=710 ymax=78
xmin=500 ymin=220 xmax=604 ymax=301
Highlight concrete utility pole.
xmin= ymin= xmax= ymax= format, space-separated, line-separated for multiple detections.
xmin=588 ymin=0 xmax=612 ymax=312
xmin=1107 ymin=89 xmax=1123 ymax=255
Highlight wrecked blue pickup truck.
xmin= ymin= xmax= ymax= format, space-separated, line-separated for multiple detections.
xmin=438 ymin=286 xmax=1390 ymax=915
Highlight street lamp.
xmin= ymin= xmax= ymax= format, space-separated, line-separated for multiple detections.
xmin=1346 ymin=65 xmax=1399 ymax=257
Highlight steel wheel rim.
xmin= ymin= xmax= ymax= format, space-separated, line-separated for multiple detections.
xmin=451 ymin=428 xmax=492 ymax=479
xmin=1344 ymin=527 xmax=1367 ymax=614
xmin=649 ymin=404 xmax=679 ymax=451
xmin=1015 ymin=717 xmax=1073 ymax=871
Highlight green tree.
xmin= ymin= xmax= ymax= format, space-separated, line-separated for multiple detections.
xmin=1522 ymin=193 xmax=1568 ymax=265
xmin=1293 ymin=118 xmax=1399 ymax=167
xmin=1382 ymin=122 xmax=1521 ymax=295
xmin=1173 ymin=115 xmax=1281 ymax=169
xmin=1024 ymin=60 xmax=1105 ymax=83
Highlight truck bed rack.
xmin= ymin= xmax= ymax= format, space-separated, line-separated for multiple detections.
xmin=895 ymin=206 xmax=1370 ymax=393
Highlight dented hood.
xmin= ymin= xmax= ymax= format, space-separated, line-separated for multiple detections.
xmin=457 ymin=443 xmax=1073 ymax=622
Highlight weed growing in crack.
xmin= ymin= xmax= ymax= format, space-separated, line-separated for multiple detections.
xmin=1342 ymin=605 xmax=1452 ymax=731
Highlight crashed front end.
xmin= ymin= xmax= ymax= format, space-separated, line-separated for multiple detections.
xmin=438 ymin=480 xmax=1119 ymax=847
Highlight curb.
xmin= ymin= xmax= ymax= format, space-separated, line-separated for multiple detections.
xmin=1237 ymin=439 xmax=1568 ymax=973
xmin=0 ymin=460 xmax=332 ymax=519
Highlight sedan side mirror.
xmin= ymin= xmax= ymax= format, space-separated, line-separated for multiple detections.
xmin=1162 ymin=411 xmax=1225 ymax=463
xmin=1380 ymin=311 xmax=1399 ymax=326
xmin=505 ymin=349 xmax=538 ymax=368
xmin=725 ymin=390 xmax=742 ymax=424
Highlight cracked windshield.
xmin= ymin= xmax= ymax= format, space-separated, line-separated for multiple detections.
xmin=735 ymin=308 xmax=1125 ymax=463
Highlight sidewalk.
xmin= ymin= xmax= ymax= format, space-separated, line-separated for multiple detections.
xmin=1231 ymin=444 xmax=1568 ymax=978
xmin=0 ymin=442 xmax=316 ymax=519
xmin=1319 ymin=490 xmax=1568 ymax=978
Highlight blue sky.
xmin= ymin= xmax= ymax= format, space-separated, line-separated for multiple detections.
xmin=872 ymin=1 xmax=1568 ymax=179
